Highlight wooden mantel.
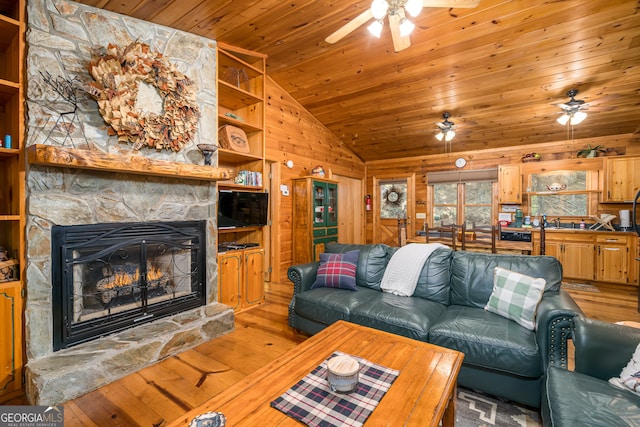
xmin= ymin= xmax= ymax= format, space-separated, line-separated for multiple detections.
xmin=27 ymin=144 xmax=231 ymax=181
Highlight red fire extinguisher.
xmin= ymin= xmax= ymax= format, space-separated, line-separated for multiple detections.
xmin=365 ymin=195 xmax=372 ymax=211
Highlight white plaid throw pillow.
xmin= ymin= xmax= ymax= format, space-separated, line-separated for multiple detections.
xmin=484 ymin=267 xmax=546 ymax=330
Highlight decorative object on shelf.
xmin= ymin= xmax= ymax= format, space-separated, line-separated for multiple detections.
xmin=556 ymin=89 xmax=588 ymax=126
xmin=86 ymin=42 xmax=201 ymax=151
xmin=197 ymin=144 xmax=218 ymax=165
xmin=221 ymin=66 xmax=249 ymax=90
xmin=3 ymin=135 xmax=10 ymax=148
xmin=547 ymin=182 xmax=567 ymax=191
xmin=311 ymin=165 xmax=325 ymax=177
xmin=325 ymin=0 xmax=480 ymax=52
xmin=0 ymin=247 xmax=18 ymax=283
xmin=224 ymin=112 xmax=243 ymax=121
xmin=40 ymin=71 xmax=90 ymax=148
xmin=435 ymin=112 xmax=457 ymax=152
xmin=219 ymin=125 xmax=250 ymax=153
xmin=521 ymin=152 xmax=541 ymax=162
xmin=576 ymin=144 xmax=606 ymax=158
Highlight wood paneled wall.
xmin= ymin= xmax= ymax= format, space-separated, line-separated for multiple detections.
xmin=265 ymin=78 xmax=366 ymax=281
xmin=365 ymin=134 xmax=639 ymax=243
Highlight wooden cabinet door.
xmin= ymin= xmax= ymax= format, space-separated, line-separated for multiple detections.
xmin=218 ymin=252 xmax=242 ymax=309
xmin=563 ymin=242 xmax=595 ymax=281
xmin=544 ymin=240 xmax=562 ymax=259
xmin=597 ymin=236 xmax=630 ymax=284
xmin=0 ymin=282 xmax=23 ymax=398
xmin=603 ymin=157 xmax=640 ymax=202
xmin=244 ymin=248 xmax=264 ymax=306
xmin=498 ymin=164 xmax=522 ymax=204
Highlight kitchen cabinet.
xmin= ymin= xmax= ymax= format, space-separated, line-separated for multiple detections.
xmin=602 ymin=156 xmax=640 ymax=203
xmin=535 ymin=230 xmax=637 ymax=285
xmin=498 ymin=164 xmax=522 ymax=204
xmin=597 ymin=235 xmax=630 ymax=284
xmin=217 ymin=247 xmax=264 ymax=310
xmin=544 ymin=233 xmax=596 ymax=281
xmin=0 ymin=0 xmax=24 ymax=403
xmin=293 ymin=177 xmax=339 ymax=264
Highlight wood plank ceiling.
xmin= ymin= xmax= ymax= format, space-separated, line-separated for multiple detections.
xmin=74 ymin=0 xmax=640 ymax=161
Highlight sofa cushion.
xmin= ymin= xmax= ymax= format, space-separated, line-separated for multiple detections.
xmin=485 ymin=267 xmax=546 ymax=330
xmin=325 ymin=243 xmax=390 ymax=290
xmin=311 ymin=250 xmax=359 ymax=291
xmin=449 ymin=251 xmax=563 ymax=308
xmin=350 ymin=293 xmax=446 ymax=341
xmin=412 ymin=246 xmax=452 ymax=305
xmin=294 ymin=286 xmax=380 ymax=325
xmin=429 ymin=305 xmax=542 ymax=378
xmin=544 ymin=366 xmax=640 ymax=427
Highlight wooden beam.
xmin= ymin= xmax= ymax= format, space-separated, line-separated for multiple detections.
xmin=26 ymin=144 xmax=232 ymax=182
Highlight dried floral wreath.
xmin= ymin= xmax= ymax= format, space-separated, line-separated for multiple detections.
xmin=86 ymin=42 xmax=201 ymax=151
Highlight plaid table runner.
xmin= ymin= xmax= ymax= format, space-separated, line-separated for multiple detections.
xmin=270 ymin=351 xmax=400 ymax=427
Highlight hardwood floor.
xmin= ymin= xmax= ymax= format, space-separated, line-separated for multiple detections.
xmin=6 ymin=279 xmax=640 ymax=426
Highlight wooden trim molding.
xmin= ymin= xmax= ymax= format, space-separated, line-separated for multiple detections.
xmin=26 ymin=144 xmax=231 ymax=181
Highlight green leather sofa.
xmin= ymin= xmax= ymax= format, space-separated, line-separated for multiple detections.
xmin=288 ymin=243 xmax=583 ymax=408
xmin=542 ymin=317 xmax=640 ymax=426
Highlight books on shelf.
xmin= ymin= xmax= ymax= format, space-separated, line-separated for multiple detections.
xmin=235 ymin=170 xmax=262 ymax=187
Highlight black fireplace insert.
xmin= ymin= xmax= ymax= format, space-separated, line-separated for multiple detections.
xmin=52 ymin=220 xmax=207 ymax=350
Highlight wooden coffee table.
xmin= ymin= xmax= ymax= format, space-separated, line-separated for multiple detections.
xmin=168 ymin=320 xmax=464 ymax=426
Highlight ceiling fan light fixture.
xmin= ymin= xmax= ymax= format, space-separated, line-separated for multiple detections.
xmin=367 ymin=19 xmax=384 ymax=38
xmin=371 ymin=0 xmax=389 ymax=19
xmin=556 ymin=114 xmax=570 ymax=126
xmin=570 ymin=111 xmax=587 ymax=125
xmin=404 ymin=0 xmax=423 ymax=17
xmin=445 ymin=130 xmax=456 ymax=142
xmin=435 ymin=131 xmax=444 ymax=141
xmin=399 ymin=18 xmax=415 ymax=36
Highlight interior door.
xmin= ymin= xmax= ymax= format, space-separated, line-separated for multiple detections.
xmin=373 ymin=174 xmax=415 ymax=246
xmin=335 ymin=175 xmax=364 ymax=244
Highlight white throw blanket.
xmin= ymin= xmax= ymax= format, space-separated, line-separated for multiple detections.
xmin=380 ymin=243 xmax=447 ymax=296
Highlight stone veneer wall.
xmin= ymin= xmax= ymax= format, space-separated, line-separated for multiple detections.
xmin=23 ymin=0 xmax=233 ymax=405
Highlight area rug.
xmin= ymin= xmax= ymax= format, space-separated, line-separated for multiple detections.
xmin=456 ymin=387 xmax=541 ymax=427
xmin=561 ymin=282 xmax=600 ymax=293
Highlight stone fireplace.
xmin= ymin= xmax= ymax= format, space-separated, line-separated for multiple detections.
xmin=23 ymin=1 xmax=233 ymax=405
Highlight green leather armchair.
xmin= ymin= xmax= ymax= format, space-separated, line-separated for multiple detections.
xmin=542 ymin=316 xmax=640 ymax=426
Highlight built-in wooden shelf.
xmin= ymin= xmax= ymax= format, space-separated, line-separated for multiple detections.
xmin=27 ymin=144 xmax=232 ymax=181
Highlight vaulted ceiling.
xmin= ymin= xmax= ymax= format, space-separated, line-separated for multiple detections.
xmin=75 ymin=0 xmax=640 ymax=161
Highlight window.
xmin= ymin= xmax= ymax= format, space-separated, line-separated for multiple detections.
xmin=432 ymin=181 xmax=494 ymax=227
xmin=528 ymin=171 xmax=590 ymax=217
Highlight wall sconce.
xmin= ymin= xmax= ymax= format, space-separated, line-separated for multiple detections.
xmin=284 ymin=159 xmax=294 ymax=169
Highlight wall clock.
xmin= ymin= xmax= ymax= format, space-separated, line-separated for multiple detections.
xmin=455 ymin=157 xmax=467 ymax=168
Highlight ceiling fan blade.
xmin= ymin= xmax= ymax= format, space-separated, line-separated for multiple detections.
xmin=422 ymin=0 xmax=480 ymax=8
xmin=389 ymin=13 xmax=411 ymax=52
xmin=325 ymin=9 xmax=374 ymax=44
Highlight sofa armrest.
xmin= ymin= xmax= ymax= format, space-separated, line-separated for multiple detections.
xmin=287 ymin=262 xmax=320 ymax=329
xmin=288 ymin=262 xmax=321 ymax=295
xmin=535 ymin=289 xmax=584 ymax=369
xmin=573 ymin=316 xmax=640 ymax=380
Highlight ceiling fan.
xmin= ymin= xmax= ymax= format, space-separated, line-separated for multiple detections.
xmin=326 ymin=0 xmax=480 ymax=52
xmin=556 ymin=89 xmax=589 ymax=125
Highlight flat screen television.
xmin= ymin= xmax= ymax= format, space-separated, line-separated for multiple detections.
xmin=218 ymin=190 xmax=269 ymax=228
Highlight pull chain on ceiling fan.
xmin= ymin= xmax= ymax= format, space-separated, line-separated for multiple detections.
xmin=326 ymin=0 xmax=480 ymax=52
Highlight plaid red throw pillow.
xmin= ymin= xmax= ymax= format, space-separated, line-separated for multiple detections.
xmin=311 ymin=250 xmax=360 ymax=291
